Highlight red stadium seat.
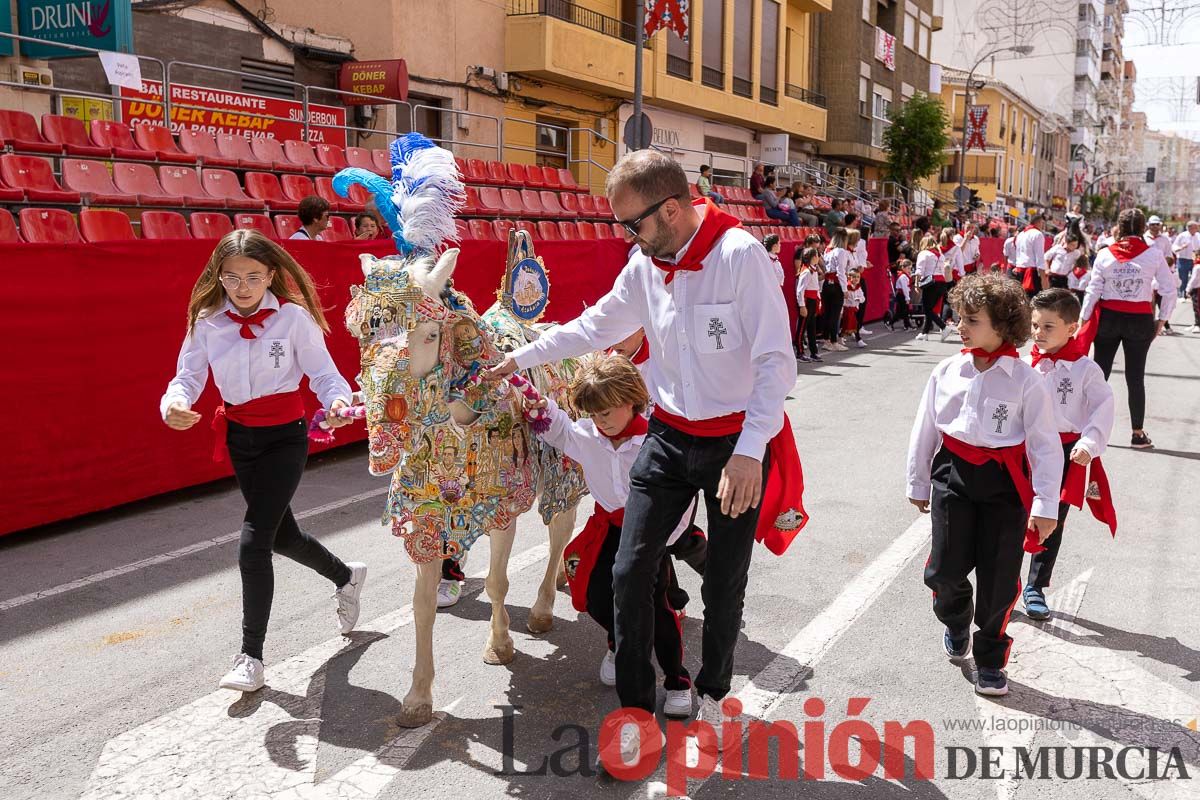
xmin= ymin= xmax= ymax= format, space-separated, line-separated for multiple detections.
xmin=189 ymin=212 xmax=234 ymax=239
xmin=520 ymin=189 xmax=547 ymax=218
xmin=594 ymin=196 xmax=614 ymax=219
xmin=80 ymin=208 xmax=137 ymax=242
xmin=62 ymin=159 xmax=137 ymax=205
xmin=160 ymin=166 xmax=226 ymax=208
xmin=461 ymin=186 xmax=481 ymax=215
xmin=468 ymin=218 xmax=496 ymax=241
xmin=577 ymin=194 xmax=600 ymax=219
xmin=200 ymin=169 xmax=264 ymax=209
xmin=283 ymin=140 xmax=335 ymax=175
xmin=0 ymin=110 xmax=62 ymax=154
xmin=19 ymin=208 xmax=81 ymax=243
xmin=0 ymin=170 xmax=26 ymax=202
xmin=372 ymin=149 xmax=391 ymax=175
xmin=504 ymin=163 xmax=536 ymax=188
xmin=0 ymin=155 xmax=81 ymax=203
xmin=0 ymin=208 xmax=20 ymax=242
xmin=688 ymin=183 xmax=700 ymax=199
xmin=574 ymin=221 xmax=597 ymax=240
xmin=538 ymin=190 xmax=567 ymax=218
xmin=245 ymin=172 xmax=300 ymax=211
xmin=111 ymin=163 xmax=177 ymax=206
xmin=492 ymin=219 xmax=515 ymax=241
xmin=249 ymin=137 xmax=302 ymax=173
xmin=558 ymin=192 xmax=582 ymax=218
xmin=346 ymin=147 xmax=384 ymax=176
xmin=486 ymin=160 xmax=511 ymax=186
xmin=346 ymin=184 xmax=372 ymax=211
xmin=215 ymin=133 xmax=270 ymax=169
xmin=323 ymin=215 xmax=352 ymax=241
xmin=537 ymin=166 xmax=560 ymax=190
xmin=463 ymin=158 xmax=493 ymax=185
xmin=453 ymin=218 xmax=470 ymax=241
xmin=41 ymin=115 xmax=110 ymax=157
xmin=537 ymin=221 xmax=561 ymax=241
xmin=234 ymin=213 xmax=275 ymax=238
xmin=498 ymin=188 xmax=526 ymax=217
xmin=139 ymin=210 xmax=191 ymax=239
xmin=315 ymin=143 xmax=348 ymax=171
xmin=314 ymin=176 xmax=360 ymax=212
xmin=611 ymin=222 xmax=625 ymax=238
xmin=593 ymin=221 xmax=613 ymax=239
xmin=274 ymin=214 xmax=302 ymax=239
xmin=558 ymin=221 xmax=582 ymax=240
xmin=515 ymin=220 xmax=538 ymax=239
xmin=89 ymin=120 xmax=154 ymax=160
xmin=476 ymin=186 xmax=504 ymax=215
xmin=133 ymin=124 xmax=196 ymax=163
xmin=557 ymin=168 xmax=580 ymax=192
xmin=280 ymin=174 xmax=316 ymax=203
xmin=177 ymin=130 xmax=238 ymax=167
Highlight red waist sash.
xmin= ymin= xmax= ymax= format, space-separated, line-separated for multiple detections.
xmin=941 ymin=433 xmax=1045 ymax=553
xmin=211 ymin=389 xmax=306 ymax=463
xmin=804 ymin=289 xmax=820 ymax=300
xmin=1077 ymin=299 xmax=1156 ymax=351
xmin=563 ymin=503 xmax=623 ymax=613
xmin=1058 ymin=432 xmax=1117 ymax=536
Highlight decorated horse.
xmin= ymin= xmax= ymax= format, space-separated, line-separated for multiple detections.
xmin=332 ymin=133 xmax=588 ymax=727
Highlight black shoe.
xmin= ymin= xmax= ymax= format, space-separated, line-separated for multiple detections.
xmin=943 ymin=628 xmax=971 ymax=660
xmin=1131 ymin=432 xmax=1154 ymax=449
xmin=975 ymin=667 xmax=1009 ymax=696
xmin=809 ymin=354 xmax=823 ymax=362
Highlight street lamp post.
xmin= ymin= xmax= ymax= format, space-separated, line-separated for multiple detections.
xmin=957 ymin=45 xmax=1033 ymax=213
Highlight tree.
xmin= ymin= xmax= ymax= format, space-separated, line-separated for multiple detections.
xmin=882 ymin=93 xmax=950 ymax=195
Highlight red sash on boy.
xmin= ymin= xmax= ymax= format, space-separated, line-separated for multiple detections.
xmin=652 ymin=407 xmax=808 ymax=555
xmin=1076 ymin=237 xmax=1154 ymax=351
xmin=650 ymin=198 xmax=741 ymax=284
xmin=1016 ymin=226 xmax=1042 ymax=292
xmin=211 ymin=390 xmax=306 ymax=463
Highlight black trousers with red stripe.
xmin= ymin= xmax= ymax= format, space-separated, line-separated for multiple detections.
xmin=1025 ymin=440 xmax=1075 ymax=591
xmin=590 ymin=523 xmax=690 ymax=691
xmin=924 ymin=447 xmax=1027 ymax=670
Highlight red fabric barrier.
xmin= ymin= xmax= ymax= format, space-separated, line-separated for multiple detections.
xmin=0 ymin=238 xmax=628 ymax=535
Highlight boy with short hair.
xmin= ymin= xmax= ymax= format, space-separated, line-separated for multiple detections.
xmin=696 ymin=164 xmax=724 ymax=204
xmin=1022 ymin=289 xmax=1116 ymax=619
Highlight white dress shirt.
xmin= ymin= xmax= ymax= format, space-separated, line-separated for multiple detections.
xmin=825 ymin=247 xmax=852 ymax=291
xmin=895 ymin=272 xmax=911 ymax=302
xmin=1014 ymin=227 xmax=1047 ymax=269
xmin=1028 ymin=354 xmax=1114 ymax=459
xmin=1172 ymin=231 xmax=1199 ymax=260
xmin=1145 ymin=232 xmax=1173 ymax=262
xmin=540 ymin=399 xmax=693 ymax=544
xmin=854 ymin=239 xmax=869 ymax=269
xmin=511 ymin=225 xmax=796 ymax=461
xmin=843 ymin=286 xmax=865 ymax=309
xmin=946 ymin=244 xmax=965 ymax=279
xmin=1068 ymin=265 xmax=1091 ymax=293
xmin=906 ymin=352 xmax=1064 ymax=520
xmin=915 ymin=250 xmax=944 ymax=285
xmin=795 ymin=267 xmax=819 ymax=303
xmin=1002 ymin=236 xmax=1017 ymax=263
xmin=955 ymin=233 xmax=980 ymax=266
xmin=769 ymin=252 xmax=785 ymax=286
xmin=1045 ymin=245 xmax=1082 ymax=276
xmin=1081 ymin=240 xmax=1177 ymax=322
xmin=160 ymin=291 xmax=352 ymax=418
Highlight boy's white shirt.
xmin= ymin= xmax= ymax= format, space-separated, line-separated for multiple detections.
xmin=1024 ymin=351 xmax=1114 ymax=459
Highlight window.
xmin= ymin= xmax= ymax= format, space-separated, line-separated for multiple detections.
xmin=1008 ymin=157 xmax=1014 ymax=193
xmin=702 ymin=0 xmax=725 ymax=89
xmin=903 ymin=12 xmax=917 ymax=50
xmin=733 ymin=0 xmax=754 ymax=97
xmin=862 ymin=0 xmax=871 ymax=23
xmin=921 ymin=24 xmax=931 ymax=58
xmin=999 ymin=102 xmax=1007 ymax=137
xmin=860 ymin=75 xmax=870 ymax=117
xmin=872 ymin=87 xmax=893 ymax=149
xmin=400 ymin=93 xmax=446 ymax=142
xmin=667 ymin=3 xmax=693 ymax=79
xmin=535 ymin=115 xmax=571 ymax=169
xmin=760 ymin=1 xmax=780 ymax=104
xmin=240 ymin=57 xmax=295 ymax=100
xmin=997 ymin=154 xmax=1004 ymax=190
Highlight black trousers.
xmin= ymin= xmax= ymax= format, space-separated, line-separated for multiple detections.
xmin=856 ymin=273 xmax=870 ymax=329
xmin=613 ymin=420 xmax=769 ymax=710
xmin=1026 ymin=441 xmax=1074 ymax=591
xmin=1048 ymin=274 xmax=1070 ymax=289
xmin=227 ymin=419 xmax=352 ymax=661
xmin=802 ymin=297 xmax=821 ymax=355
xmin=921 ymin=281 xmax=949 ymax=333
xmin=821 ymin=281 xmax=845 ymax=342
xmin=891 ymin=290 xmax=911 ymax=328
xmin=923 ymin=448 xmax=1026 ymax=670
xmin=589 ymin=523 xmax=690 ymax=691
xmin=1091 ymin=309 xmax=1156 ymax=429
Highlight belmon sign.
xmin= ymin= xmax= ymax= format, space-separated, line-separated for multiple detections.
xmin=18 ymin=0 xmax=134 ymax=59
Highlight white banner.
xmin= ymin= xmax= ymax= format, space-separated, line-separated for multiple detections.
xmin=98 ymin=51 xmax=142 ymax=91
xmin=760 ymin=133 xmax=789 ymax=166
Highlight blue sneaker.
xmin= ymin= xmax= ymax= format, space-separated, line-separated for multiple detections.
xmin=943 ymin=628 xmax=971 ymax=660
xmin=976 ymin=667 xmax=1009 ymax=696
xmin=1023 ymin=586 xmax=1050 ymax=620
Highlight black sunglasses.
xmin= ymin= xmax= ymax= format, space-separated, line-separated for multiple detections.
xmin=618 ymin=195 xmax=680 ymax=238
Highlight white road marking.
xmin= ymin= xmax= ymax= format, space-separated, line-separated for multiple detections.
xmin=79 ymin=541 xmax=551 ymax=800
xmin=0 ymin=486 xmax=389 ymax=613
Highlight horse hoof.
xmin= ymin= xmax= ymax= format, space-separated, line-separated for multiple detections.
xmin=483 ymin=642 xmax=515 ymax=665
xmin=526 ymin=613 xmax=554 ymax=634
xmin=397 ymin=703 xmax=433 ymax=728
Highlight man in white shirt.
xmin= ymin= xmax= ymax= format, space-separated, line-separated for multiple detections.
xmin=1013 ymin=213 xmax=1048 ymax=296
xmin=1144 ymin=215 xmax=1177 ymax=332
xmin=1171 ymin=220 xmax=1198 ymax=298
xmin=289 ymin=196 xmax=331 ymax=240
xmin=488 ymin=150 xmax=796 ymax=755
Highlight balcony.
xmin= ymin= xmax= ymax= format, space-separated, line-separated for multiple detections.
xmin=785 ymin=83 xmax=826 ymax=108
xmin=506 ymin=0 xmax=651 ymax=95
xmin=760 ymin=85 xmax=778 ymax=106
xmin=732 ymin=77 xmax=753 ymax=98
xmin=666 ymin=55 xmax=691 ymax=80
xmin=701 ymin=66 xmax=724 ymax=90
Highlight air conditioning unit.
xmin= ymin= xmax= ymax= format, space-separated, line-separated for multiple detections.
xmin=12 ymin=64 xmax=54 ymax=89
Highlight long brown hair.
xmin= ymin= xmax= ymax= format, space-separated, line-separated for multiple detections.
xmin=186 ymin=230 xmax=330 ymax=333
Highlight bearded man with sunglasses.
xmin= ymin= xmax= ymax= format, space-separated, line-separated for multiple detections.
xmin=488 ymin=149 xmax=799 ymax=764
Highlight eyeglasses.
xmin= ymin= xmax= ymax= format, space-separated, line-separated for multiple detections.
xmin=219 ymin=273 xmax=268 ymax=290
xmin=617 ymin=195 xmax=678 ymax=238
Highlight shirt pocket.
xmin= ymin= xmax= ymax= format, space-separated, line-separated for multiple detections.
xmin=980 ymin=396 xmax=1021 ymax=439
xmin=260 ymin=338 xmax=290 ymax=371
xmin=692 ymin=303 xmax=743 ymax=355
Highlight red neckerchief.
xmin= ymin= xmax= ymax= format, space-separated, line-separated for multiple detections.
xmin=605 ymin=336 xmax=650 ymax=365
xmin=1109 ymin=236 xmax=1150 ymax=262
xmin=225 ymin=307 xmax=277 ymax=339
xmin=961 ymin=343 xmax=1020 ymax=362
xmin=650 ymin=198 xmax=741 ymax=284
xmin=938 ymin=244 xmax=955 ymax=256
xmin=598 ymin=412 xmax=649 ymax=443
xmin=1030 ymin=337 xmax=1086 ymax=366
xmin=1072 ymin=264 xmax=1089 ymax=278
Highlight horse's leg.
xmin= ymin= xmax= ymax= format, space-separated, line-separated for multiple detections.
xmin=528 ymin=504 xmax=577 ymax=634
xmin=483 ymin=522 xmax=517 ymax=665
xmin=398 ymin=559 xmax=440 ymax=727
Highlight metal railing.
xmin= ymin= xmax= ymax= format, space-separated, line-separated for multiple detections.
xmin=760 ymin=86 xmax=778 ymax=106
xmin=701 ymin=67 xmax=724 ymax=89
xmin=166 ymin=60 xmax=308 ymax=140
xmin=507 ymin=0 xmax=639 ymax=43
xmin=414 ymin=104 xmax=502 ymax=160
xmin=666 ymin=56 xmax=692 ymax=79
xmin=785 ymin=84 xmax=827 ymax=108
xmin=732 ymin=77 xmax=753 ymax=98
xmin=301 ymin=84 xmax=415 ymax=148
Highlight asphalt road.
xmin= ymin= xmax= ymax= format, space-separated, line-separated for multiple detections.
xmin=2 ymin=308 xmax=1197 ymax=800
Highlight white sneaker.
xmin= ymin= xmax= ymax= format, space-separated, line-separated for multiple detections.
xmin=597 ymin=715 xmax=665 ymax=772
xmin=860 ymin=327 xmax=874 ymax=335
xmin=664 ymin=688 xmax=693 ymax=718
xmin=599 ymin=649 xmax=617 ymax=686
xmin=833 ymin=342 xmax=849 ymax=351
xmin=915 ymin=333 xmax=928 ymax=341
xmin=436 ymin=579 xmax=461 ymax=609
xmin=334 ymin=562 xmax=367 ymax=634
xmin=219 ymin=653 xmax=264 ymax=692
xmin=1190 ymin=325 xmax=1200 ymax=334
xmin=855 ymin=339 xmax=867 ymax=348
xmin=694 ymin=695 xmax=724 ymax=754
xmin=940 ymin=324 xmax=954 ymax=342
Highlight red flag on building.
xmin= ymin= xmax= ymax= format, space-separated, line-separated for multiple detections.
xmin=645 ymin=0 xmax=689 ymax=41
xmin=965 ymin=105 xmax=988 ymax=150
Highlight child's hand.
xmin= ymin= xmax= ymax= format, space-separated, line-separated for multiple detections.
xmin=325 ymin=399 xmax=351 ymax=429
xmin=165 ymin=402 xmax=202 ymax=431
xmin=799 ymin=306 xmax=808 ymax=317
xmin=1070 ymin=446 xmax=1092 ymax=466
xmin=909 ymin=498 xmax=930 ymax=513
xmin=524 ymin=396 xmax=548 ymax=413
xmin=1031 ymin=516 xmax=1057 ymax=543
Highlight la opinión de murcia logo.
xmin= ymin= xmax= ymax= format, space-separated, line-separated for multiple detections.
xmin=495 ymin=700 xmax=1191 ymax=796
xmin=27 ymin=0 xmax=112 ymax=39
